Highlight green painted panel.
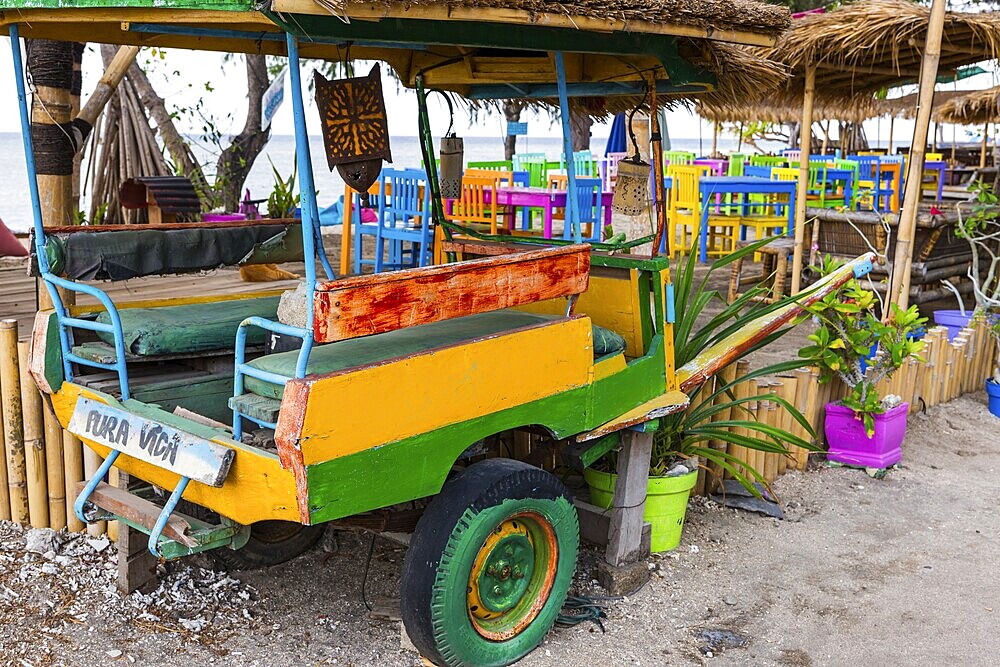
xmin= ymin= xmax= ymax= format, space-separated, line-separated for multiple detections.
xmin=40 ymin=310 xmax=64 ymax=392
xmin=304 ymin=386 xmax=591 ymax=524
xmin=0 ymin=0 xmax=252 ymax=9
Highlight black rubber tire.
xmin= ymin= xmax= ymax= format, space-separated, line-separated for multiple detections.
xmin=175 ymin=501 xmax=324 ymax=570
xmin=400 ymin=459 xmax=579 ymax=667
xmin=212 ymin=520 xmax=325 ymax=570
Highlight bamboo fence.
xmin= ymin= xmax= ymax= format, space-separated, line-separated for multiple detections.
xmin=692 ymin=319 xmax=997 ymax=493
xmin=0 ymin=318 xmax=995 ymax=532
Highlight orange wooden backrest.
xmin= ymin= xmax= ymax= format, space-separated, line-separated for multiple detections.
xmin=312 ymin=245 xmax=591 ymax=343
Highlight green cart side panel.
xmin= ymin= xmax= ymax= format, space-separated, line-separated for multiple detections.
xmin=96 ymin=296 xmax=280 ymax=356
xmin=39 ymin=310 xmax=64 ymax=391
xmin=304 ymin=386 xmax=591 ymax=524
xmin=245 ymin=310 xmax=625 ymax=399
xmin=303 ymin=332 xmax=668 ymax=524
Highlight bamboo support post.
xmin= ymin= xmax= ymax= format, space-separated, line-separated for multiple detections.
xmin=791 ymin=64 xmax=816 ymax=295
xmin=18 ymin=341 xmax=48 ymax=529
xmin=42 ymin=402 xmax=66 ymax=530
xmin=888 ymin=0 xmax=947 ymax=310
xmin=981 ymin=124 xmax=990 ymax=170
xmin=82 ymin=446 xmax=106 ymax=537
xmin=1 ymin=320 xmax=28 ymax=524
xmin=63 ymin=430 xmax=84 ymax=532
xmin=754 ymin=382 xmax=774 ymax=482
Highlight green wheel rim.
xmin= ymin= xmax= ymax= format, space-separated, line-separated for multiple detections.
xmin=466 ymin=512 xmax=557 ymax=640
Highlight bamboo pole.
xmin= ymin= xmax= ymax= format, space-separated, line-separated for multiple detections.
xmin=777 ymin=376 xmax=798 ymax=474
xmin=888 ymin=0 xmax=947 ymax=310
xmin=1 ymin=320 xmax=28 ymax=524
xmin=981 ymin=124 xmax=990 ymax=169
xmin=801 ymin=369 xmax=820 ymax=468
xmin=791 ymin=64 xmax=816 ymax=295
xmin=711 ymin=121 xmax=719 ymax=157
xmin=706 ymin=364 xmax=737 ymax=493
xmin=63 ymin=430 xmax=84 ymax=532
xmin=726 ymin=360 xmax=752 ymax=480
xmin=82 ymin=446 xmax=106 ymax=537
xmin=42 ymin=402 xmax=66 ymax=529
xmin=18 ymin=341 xmax=48 ymax=529
xmin=650 ymin=81 xmax=669 ymax=258
xmin=888 ymin=116 xmax=895 ymax=154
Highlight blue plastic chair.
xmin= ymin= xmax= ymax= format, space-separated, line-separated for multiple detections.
xmin=848 ymin=155 xmax=895 ymax=212
xmin=563 ymin=177 xmax=604 ymax=242
xmin=374 ymin=168 xmax=434 ymax=272
xmin=352 ymin=178 xmax=383 ymax=275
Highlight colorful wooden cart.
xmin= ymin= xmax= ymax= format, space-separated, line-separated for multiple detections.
xmin=2 ymin=2 xmax=871 ymax=665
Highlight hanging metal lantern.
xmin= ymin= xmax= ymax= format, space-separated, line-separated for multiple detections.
xmin=612 ymin=156 xmax=651 ymax=216
xmin=314 ymin=65 xmax=392 ymax=206
xmin=439 ymin=134 xmax=464 ymax=199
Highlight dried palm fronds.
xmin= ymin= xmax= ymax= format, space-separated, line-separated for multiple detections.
xmin=934 ymin=86 xmax=1000 ymax=125
xmin=760 ymin=0 xmax=1000 ymax=107
xmin=312 ymin=0 xmax=790 ymax=35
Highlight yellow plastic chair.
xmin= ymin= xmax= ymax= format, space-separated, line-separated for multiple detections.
xmin=667 ymin=164 xmax=738 ymax=257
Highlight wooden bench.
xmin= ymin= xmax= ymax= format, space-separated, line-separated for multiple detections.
xmin=311 ymin=244 xmax=591 ymax=343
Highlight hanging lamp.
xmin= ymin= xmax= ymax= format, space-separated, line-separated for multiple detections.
xmin=612 ymin=99 xmax=652 ymax=216
xmin=314 ymin=65 xmax=392 ymax=206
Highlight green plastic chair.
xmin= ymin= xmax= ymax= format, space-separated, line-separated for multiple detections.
xmin=468 ymin=160 xmax=513 ymax=171
xmin=664 ymin=150 xmax=695 ymax=167
xmin=750 ymin=155 xmax=786 ymax=168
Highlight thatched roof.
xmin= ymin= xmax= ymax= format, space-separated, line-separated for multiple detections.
xmin=310 ymin=0 xmax=791 ymax=41
xmin=935 ymin=86 xmax=1000 ymax=125
xmin=697 ymin=98 xmax=882 ymax=125
xmin=760 ymin=0 xmax=1000 ymax=106
xmin=876 ymin=90 xmax=968 ymax=120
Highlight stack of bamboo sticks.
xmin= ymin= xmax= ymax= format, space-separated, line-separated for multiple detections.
xmin=0 ymin=319 xmax=114 ymax=538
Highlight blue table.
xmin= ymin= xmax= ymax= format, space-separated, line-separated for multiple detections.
xmin=697 ymin=176 xmax=797 ymax=263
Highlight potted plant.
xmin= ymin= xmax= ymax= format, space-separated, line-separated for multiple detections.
xmin=585 ymin=239 xmax=818 ymax=552
xmin=982 ymin=312 xmax=1000 ymax=418
xmin=800 ymin=265 xmax=926 ymax=469
xmin=267 ymin=158 xmax=300 ymax=219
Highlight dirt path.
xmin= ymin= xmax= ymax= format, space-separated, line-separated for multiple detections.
xmin=2 ymin=391 xmax=997 ymax=666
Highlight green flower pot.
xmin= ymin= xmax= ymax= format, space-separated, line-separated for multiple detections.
xmin=583 ymin=467 xmax=698 ymax=553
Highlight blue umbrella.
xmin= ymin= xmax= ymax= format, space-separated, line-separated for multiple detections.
xmin=604 ymin=113 xmax=627 ymax=155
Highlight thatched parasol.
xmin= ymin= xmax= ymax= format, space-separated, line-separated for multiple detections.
xmin=312 ymin=0 xmax=791 ymax=40
xmin=934 ymin=86 xmax=1000 ymax=125
xmin=761 ymin=0 xmax=1000 ymax=106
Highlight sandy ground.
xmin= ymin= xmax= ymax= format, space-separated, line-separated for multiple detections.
xmin=2 ymin=392 xmax=998 ymax=667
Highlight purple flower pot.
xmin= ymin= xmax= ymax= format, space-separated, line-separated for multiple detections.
xmin=933 ymin=310 xmax=972 ymax=342
xmin=824 ymin=402 xmax=908 ymax=468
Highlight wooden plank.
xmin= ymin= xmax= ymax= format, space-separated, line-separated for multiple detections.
xmin=313 ymin=245 xmax=590 ymax=343
xmin=576 ymin=391 xmax=690 ymax=442
xmin=79 ymin=480 xmax=197 ymax=547
xmin=574 ymin=499 xmax=651 ymax=556
xmin=605 ymin=430 xmax=653 ymax=567
xmin=116 ymin=473 xmax=159 ymax=595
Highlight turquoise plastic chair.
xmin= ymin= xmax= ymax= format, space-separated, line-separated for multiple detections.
xmin=374 ymin=168 xmax=434 ymax=272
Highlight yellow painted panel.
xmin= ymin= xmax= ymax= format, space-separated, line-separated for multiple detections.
xmin=515 ymin=268 xmax=644 ymax=357
xmin=297 ymin=318 xmax=594 ymax=465
xmin=593 ymin=354 xmax=627 ymax=381
xmin=68 ymin=289 xmax=286 ymax=316
xmin=50 ymin=383 xmax=300 ymax=525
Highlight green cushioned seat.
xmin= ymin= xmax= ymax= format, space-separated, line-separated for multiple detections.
xmin=245 ymin=310 xmax=627 ymax=399
xmin=96 ymin=296 xmax=281 ymax=356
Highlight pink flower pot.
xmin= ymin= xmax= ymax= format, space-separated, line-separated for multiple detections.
xmin=824 ymin=402 xmax=908 ymax=468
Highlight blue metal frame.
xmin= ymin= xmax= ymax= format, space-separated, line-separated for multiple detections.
xmin=231 ymin=32 xmax=319 ymax=438
xmin=10 ymin=24 xmax=133 ymax=401
xmin=554 ymin=52 xmax=581 ymax=244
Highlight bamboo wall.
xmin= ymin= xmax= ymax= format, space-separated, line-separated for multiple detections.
xmin=693 ymin=318 xmax=997 ymax=495
xmin=0 ymin=317 xmax=994 ymax=533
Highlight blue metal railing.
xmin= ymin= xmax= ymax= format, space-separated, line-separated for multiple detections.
xmin=230 ymin=33 xmax=324 ymax=437
xmin=10 ymin=25 xmax=132 ymax=400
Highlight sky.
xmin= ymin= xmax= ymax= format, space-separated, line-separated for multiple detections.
xmin=0 ymin=39 xmax=997 ymax=146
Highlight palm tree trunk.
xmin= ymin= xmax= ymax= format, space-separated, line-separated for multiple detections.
xmin=503 ymin=100 xmax=525 ymax=161
xmin=214 ymin=55 xmax=271 ymax=212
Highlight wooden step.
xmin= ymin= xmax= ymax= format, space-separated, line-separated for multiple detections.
xmin=78 ymin=481 xmax=197 ymax=548
xmin=229 ymin=393 xmax=282 ymax=425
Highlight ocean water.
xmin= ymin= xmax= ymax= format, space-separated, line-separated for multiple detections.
xmin=0 ymin=132 xmax=747 ymax=233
